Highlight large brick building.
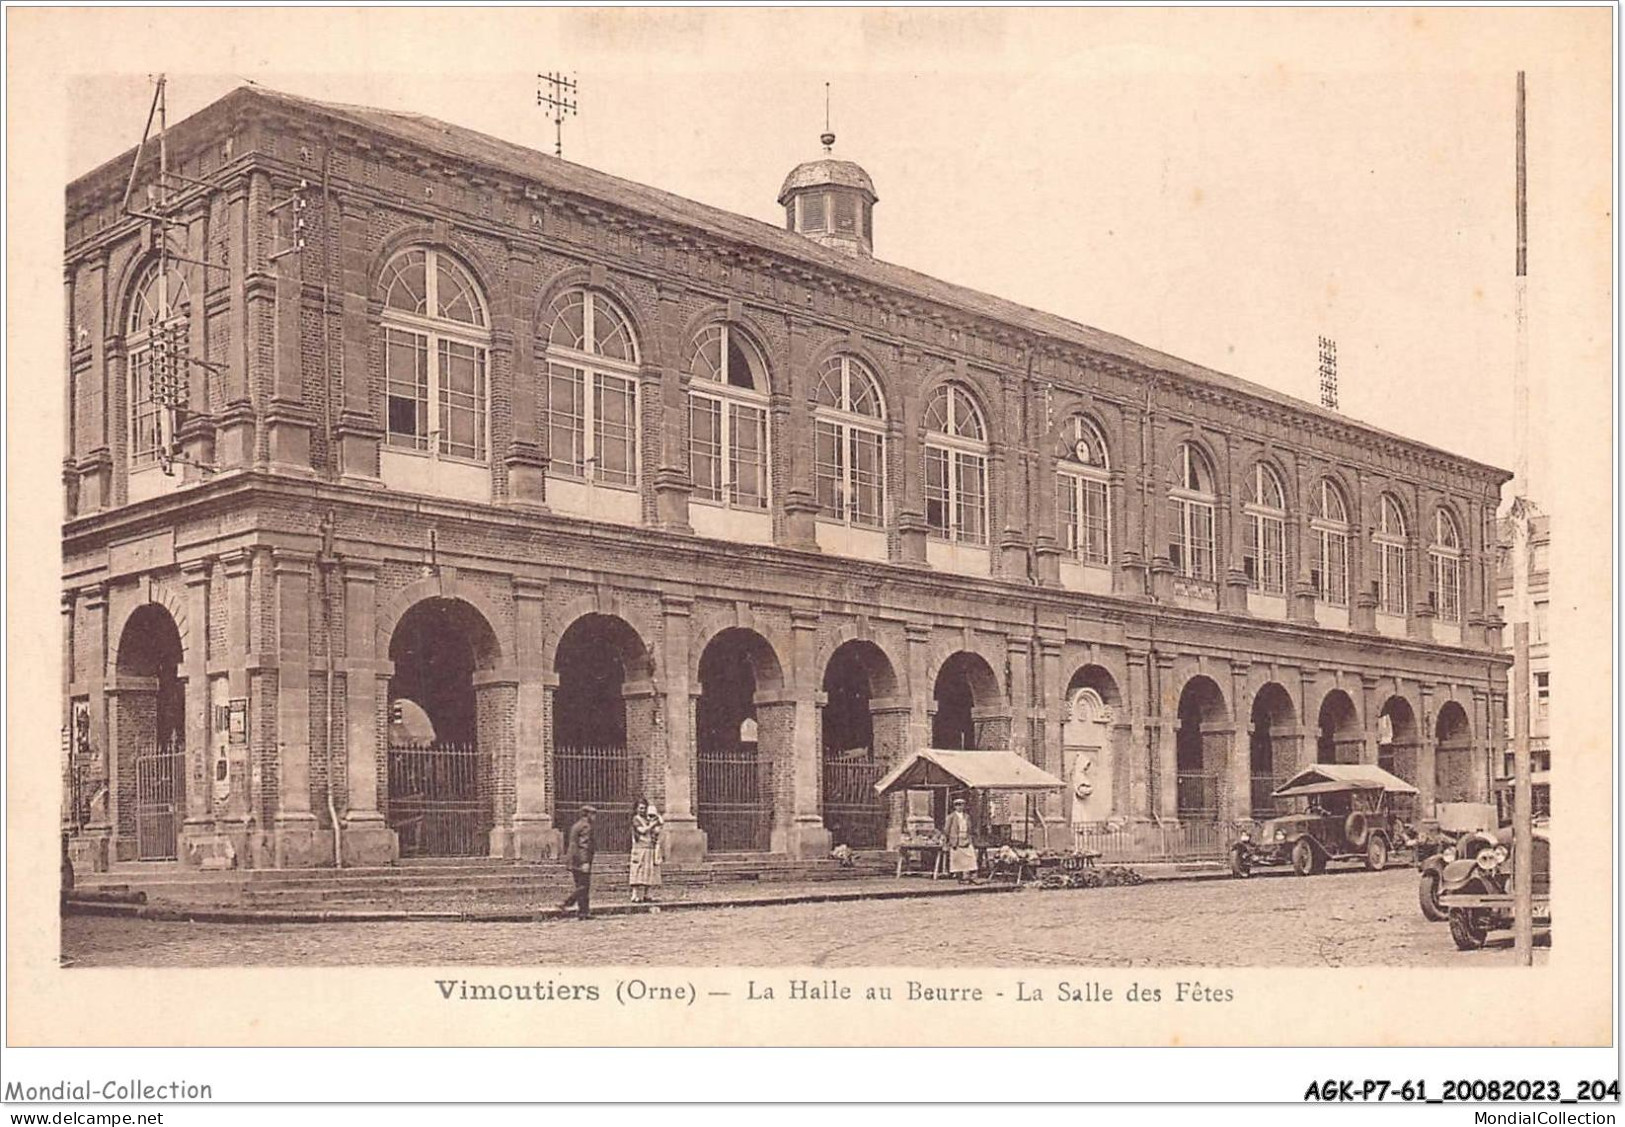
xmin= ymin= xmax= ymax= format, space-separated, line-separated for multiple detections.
xmin=61 ymin=86 xmax=1511 ymax=872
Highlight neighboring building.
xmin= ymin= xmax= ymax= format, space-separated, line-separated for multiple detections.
xmin=1495 ymin=505 xmax=1551 ymax=818
xmin=61 ymin=86 xmax=1511 ymax=872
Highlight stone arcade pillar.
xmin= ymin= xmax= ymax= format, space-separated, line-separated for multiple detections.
xmin=179 ymin=560 xmax=213 ymax=865
xmin=214 ymin=551 xmax=256 ymax=863
xmin=891 ymin=623 xmax=936 ymax=846
xmin=1223 ymin=663 xmax=1252 ymax=825
xmin=272 ymin=551 xmax=320 ymax=867
xmin=511 ymin=578 xmax=560 ymax=861
xmin=338 ymin=562 xmax=397 ymax=865
xmin=1154 ymin=654 xmax=1180 ymax=821
xmin=1416 ymin=684 xmax=1438 ymax=818
xmin=1123 ymin=648 xmax=1152 ymax=822
xmin=1035 ymin=634 xmax=1066 ymax=825
xmin=870 ymin=697 xmax=912 ymax=849
xmin=774 ymin=610 xmax=832 ymax=858
xmin=659 ymin=595 xmax=706 ymax=862
xmin=76 ymin=584 xmax=113 ymax=871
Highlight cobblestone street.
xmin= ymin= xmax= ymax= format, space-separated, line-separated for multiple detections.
xmin=62 ymin=867 xmax=1549 ymax=968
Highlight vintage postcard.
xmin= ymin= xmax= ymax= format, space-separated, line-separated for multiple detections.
xmin=4 ymin=6 xmax=1614 ymax=1065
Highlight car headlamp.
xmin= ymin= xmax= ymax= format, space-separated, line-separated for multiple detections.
xmin=1275 ymin=830 xmax=1287 ymax=842
xmin=1442 ymin=847 xmax=1456 ymax=863
xmin=1476 ymin=845 xmax=1509 ymax=871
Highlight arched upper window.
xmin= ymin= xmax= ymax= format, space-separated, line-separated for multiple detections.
xmin=1431 ymin=508 xmax=1463 ymax=623
xmin=1243 ymin=463 xmax=1288 ymax=594
xmin=126 ymin=262 xmax=192 ymax=468
xmin=1168 ymin=442 xmax=1216 ymax=581
xmin=544 ymin=289 xmax=641 ymax=487
xmin=1375 ymin=493 xmax=1409 ymax=616
xmin=1310 ymin=477 xmax=1351 ymax=606
xmin=1057 ymin=415 xmax=1111 ymax=565
xmin=923 ymin=383 xmax=988 ymax=545
xmin=381 ymin=248 xmax=490 ymax=463
xmin=812 ymin=354 xmax=887 ymax=527
xmin=688 ymin=324 xmax=769 ymax=510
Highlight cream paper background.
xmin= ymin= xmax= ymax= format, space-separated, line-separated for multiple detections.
xmin=5 ymin=7 xmax=1614 ymax=1050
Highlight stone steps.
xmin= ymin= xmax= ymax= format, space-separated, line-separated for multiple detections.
xmin=77 ymin=854 xmax=896 ymax=909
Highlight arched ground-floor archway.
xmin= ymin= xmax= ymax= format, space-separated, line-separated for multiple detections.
xmin=923 ymin=651 xmax=1007 ymax=831
xmin=1249 ymin=683 xmax=1298 ymax=819
xmin=385 ymin=597 xmax=501 ymax=857
xmin=820 ymin=639 xmax=900 ymax=850
xmin=1378 ymin=695 xmax=1421 ymax=820
xmin=1063 ymin=665 xmax=1122 ymax=826
xmin=112 ymin=603 xmax=186 ymax=861
xmin=1175 ymin=676 xmax=1229 ymax=822
xmin=1317 ymin=689 xmax=1361 ymax=765
xmin=1434 ymin=700 xmax=1476 ymax=804
xmin=551 ymin=613 xmax=652 ymax=853
xmin=695 ymin=628 xmax=784 ymax=853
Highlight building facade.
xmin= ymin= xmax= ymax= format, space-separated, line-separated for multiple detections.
xmin=62 ymin=87 xmax=1511 ymax=872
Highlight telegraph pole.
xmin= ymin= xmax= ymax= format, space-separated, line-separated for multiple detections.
xmin=1510 ymin=71 xmax=1534 ymax=967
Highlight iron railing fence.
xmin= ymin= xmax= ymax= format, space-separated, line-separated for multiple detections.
xmin=134 ymin=741 xmax=185 ymax=861
xmin=696 ymin=744 xmax=770 ymax=852
xmin=821 ymin=752 xmax=887 ymax=849
xmin=1072 ymin=819 xmax=1249 ymax=863
xmin=1175 ymin=771 xmax=1220 ymax=823
xmin=554 ymin=744 xmax=633 ymax=853
xmin=387 ymin=740 xmax=489 ymax=858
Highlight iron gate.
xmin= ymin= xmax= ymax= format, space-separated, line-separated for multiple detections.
xmin=387 ymin=741 xmax=489 ymax=857
xmin=822 ymin=751 xmax=887 ymax=849
xmin=135 ymin=741 xmax=185 ymax=861
xmin=697 ymin=743 xmax=769 ymax=852
xmin=554 ymin=744 xmax=632 ymax=853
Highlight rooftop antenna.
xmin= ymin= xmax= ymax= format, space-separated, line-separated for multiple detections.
xmin=538 ymin=71 xmax=578 ymax=158
xmin=119 ymin=75 xmax=232 ymax=476
xmin=821 ymin=81 xmax=836 ymax=153
xmin=1317 ymin=335 xmax=1338 ymax=411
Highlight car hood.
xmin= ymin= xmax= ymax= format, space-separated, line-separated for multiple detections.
xmin=1256 ymin=815 xmax=1316 ymax=840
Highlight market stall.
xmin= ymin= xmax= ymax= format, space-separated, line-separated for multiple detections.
xmin=873 ymin=749 xmax=1068 ymax=881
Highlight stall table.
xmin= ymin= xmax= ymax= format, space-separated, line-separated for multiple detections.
xmin=895 ymin=841 xmax=946 ymax=879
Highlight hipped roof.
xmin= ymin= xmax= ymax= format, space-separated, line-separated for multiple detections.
xmin=874 ymin=749 xmax=1065 ymax=796
xmin=70 ymin=85 xmax=1505 ymax=482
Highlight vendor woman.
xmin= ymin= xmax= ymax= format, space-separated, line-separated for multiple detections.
xmin=944 ymin=797 xmax=977 ymax=882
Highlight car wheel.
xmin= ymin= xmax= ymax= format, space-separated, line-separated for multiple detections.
xmin=1365 ymin=834 xmax=1389 ymax=872
xmin=1230 ymin=846 xmax=1250 ymax=878
xmin=1450 ymin=907 xmax=1488 ymax=951
xmin=1291 ymin=839 xmax=1316 ymax=876
xmin=1418 ymin=870 xmax=1447 ymax=921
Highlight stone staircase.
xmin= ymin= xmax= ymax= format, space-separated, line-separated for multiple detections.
xmin=74 ymin=853 xmax=896 ymax=912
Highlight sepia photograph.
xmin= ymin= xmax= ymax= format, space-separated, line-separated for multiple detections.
xmin=5 ymin=3 xmax=1616 ymax=1080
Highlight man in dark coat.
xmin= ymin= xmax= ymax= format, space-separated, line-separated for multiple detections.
xmin=559 ymin=804 xmax=597 ymax=920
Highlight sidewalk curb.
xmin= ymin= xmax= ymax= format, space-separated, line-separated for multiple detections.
xmin=63 ymin=860 xmax=1260 ymax=925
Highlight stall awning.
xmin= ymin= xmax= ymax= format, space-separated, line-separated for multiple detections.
xmin=873 ymin=749 xmax=1065 ymax=797
xmin=1272 ymin=763 xmax=1420 ymax=797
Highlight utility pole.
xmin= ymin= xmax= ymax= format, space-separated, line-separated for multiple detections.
xmin=1510 ymin=71 xmax=1534 ymax=967
xmin=1512 ymin=621 xmax=1533 ymax=964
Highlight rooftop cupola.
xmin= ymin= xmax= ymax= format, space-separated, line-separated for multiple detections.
xmin=779 ymin=121 xmax=876 ymax=258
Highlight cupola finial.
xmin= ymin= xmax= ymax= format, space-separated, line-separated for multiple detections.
xmin=820 ymin=82 xmax=835 ymax=152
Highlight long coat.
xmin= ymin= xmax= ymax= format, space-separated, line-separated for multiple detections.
xmin=564 ymin=816 xmax=595 ymax=872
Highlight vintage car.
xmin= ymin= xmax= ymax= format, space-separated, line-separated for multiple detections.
xmin=1230 ymin=764 xmax=1417 ymax=877
xmin=1437 ymin=822 xmax=1551 ymax=950
xmin=1416 ymin=803 xmax=1501 ymax=920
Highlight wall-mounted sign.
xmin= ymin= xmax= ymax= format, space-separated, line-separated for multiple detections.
xmin=228 ymin=699 xmax=248 ymax=744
